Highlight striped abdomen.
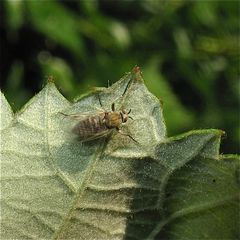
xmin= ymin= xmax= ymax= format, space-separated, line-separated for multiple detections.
xmin=72 ymin=114 xmax=108 ymax=139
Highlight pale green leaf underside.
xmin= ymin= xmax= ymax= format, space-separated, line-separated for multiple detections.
xmin=0 ymin=92 xmax=14 ymax=131
xmin=1 ymin=69 xmax=239 ymax=239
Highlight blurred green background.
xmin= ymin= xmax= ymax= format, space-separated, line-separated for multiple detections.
xmin=0 ymin=0 xmax=239 ymax=153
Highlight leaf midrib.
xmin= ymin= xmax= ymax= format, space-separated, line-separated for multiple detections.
xmin=52 ymin=140 xmax=107 ymax=239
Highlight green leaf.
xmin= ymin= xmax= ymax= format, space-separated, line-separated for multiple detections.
xmin=1 ymin=68 xmax=238 ymax=239
xmin=0 ymin=92 xmax=14 ymax=130
xmin=148 ymin=133 xmax=239 ymax=239
xmin=4 ymin=0 xmax=24 ymax=31
xmin=25 ymin=1 xmax=85 ymax=58
xmin=143 ymin=58 xmax=195 ymax=133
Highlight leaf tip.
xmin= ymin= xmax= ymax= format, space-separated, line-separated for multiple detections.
xmin=132 ymin=66 xmax=141 ymax=73
xmin=219 ymin=129 xmax=226 ymax=138
xmin=46 ymin=75 xmax=55 ymax=83
xmin=132 ymin=66 xmax=143 ymax=82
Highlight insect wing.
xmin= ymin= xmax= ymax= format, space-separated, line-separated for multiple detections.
xmin=78 ymin=128 xmax=113 ymax=142
xmin=60 ymin=111 xmax=97 ymax=136
xmin=60 ymin=110 xmax=103 ymax=121
xmin=60 ymin=111 xmax=111 ymax=142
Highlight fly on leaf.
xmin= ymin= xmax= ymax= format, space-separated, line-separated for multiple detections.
xmin=60 ymin=102 xmax=136 ymax=143
xmin=60 ymin=69 xmax=139 ymax=143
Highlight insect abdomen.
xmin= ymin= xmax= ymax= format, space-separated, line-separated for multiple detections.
xmin=72 ymin=115 xmax=107 ymax=139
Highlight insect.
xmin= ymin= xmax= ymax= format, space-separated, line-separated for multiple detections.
xmin=61 ymin=103 xmax=136 ymax=143
xmin=60 ymin=67 xmax=142 ymax=143
xmin=61 ymin=101 xmax=136 ymax=143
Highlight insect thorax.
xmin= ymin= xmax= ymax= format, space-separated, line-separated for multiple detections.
xmin=104 ymin=112 xmax=122 ymax=128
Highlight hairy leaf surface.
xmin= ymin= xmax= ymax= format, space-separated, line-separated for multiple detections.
xmin=0 ymin=69 xmax=239 ymax=239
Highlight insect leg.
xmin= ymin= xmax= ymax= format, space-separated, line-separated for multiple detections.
xmin=117 ymin=128 xmax=138 ymax=143
xmin=111 ymin=103 xmax=115 ymax=111
xmin=122 ymin=78 xmax=132 ymax=97
xmin=96 ymin=94 xmax=107 ymax=113
xmin=97 ymin=94 xmax=103 ymax=108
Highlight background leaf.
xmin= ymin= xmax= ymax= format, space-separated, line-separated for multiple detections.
xmin=149 ymin=134 xmax=239 ymax=239
xmin=160 ymin=155 xmax=239 ymax=240
xmin=1 ymin=0 xmax=239 ymax=153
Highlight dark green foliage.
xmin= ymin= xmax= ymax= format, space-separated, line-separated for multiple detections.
xmin=1 ymin=0 xmax=239 ymax=153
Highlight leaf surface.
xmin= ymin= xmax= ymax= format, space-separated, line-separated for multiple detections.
xmin=148 ymin=133 xmax=239 ymax=239
xmin=0 ymin=69 xmax=238 ymax=239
